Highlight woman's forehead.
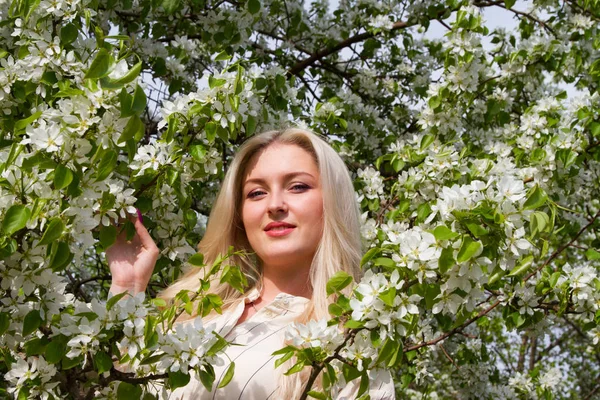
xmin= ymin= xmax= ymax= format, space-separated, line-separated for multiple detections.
xmin=243 ymin=143 xmax=319 ymax=181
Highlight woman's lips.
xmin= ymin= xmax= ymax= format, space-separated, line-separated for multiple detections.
xmin=264 ymin=223 xmax=296 ymax=237
xmin=265 ymin=226 xmax=295 ymax=237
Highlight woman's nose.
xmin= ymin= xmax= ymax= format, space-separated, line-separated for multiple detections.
xmin=267 ymin=191 xmax=288 ymax=215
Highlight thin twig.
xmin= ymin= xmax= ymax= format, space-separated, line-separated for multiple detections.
xmin=299 ymin=330 xmax=357 ymax=400
xmin=440 ymin=344 xmax=460 ymax=369
xmin=404 ymin=299 xmax=502 ymax=352
xmin=523 ymin=210 xmax=600 ymax=281
xmin=583 ymin=376 xmax=600 ymax=400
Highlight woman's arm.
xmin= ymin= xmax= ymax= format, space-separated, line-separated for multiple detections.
xmin=106 ymin=211 xmax=160 ymax=295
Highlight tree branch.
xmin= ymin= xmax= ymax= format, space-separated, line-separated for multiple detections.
xmin=523 ymin=210 xmax=600 ymax=281
xmin=583 ymin=375 xmax=600 ymax=400
xmin=534 ymin=328 xmax=572 ymax=363
xmin=288 ymin=21 xmax=410 ymax=77
xmin=517 ymin=334 xmax=528 ymax=372
xmin=299 ymin=330 xmax=357 ymax=400
xmin=440 ymin=344 xmax=460 ymax=369
xmin=404 ymin=299 xmax=502 ymax=352
xmin=473 ymin=0 xmax=555 ymax=35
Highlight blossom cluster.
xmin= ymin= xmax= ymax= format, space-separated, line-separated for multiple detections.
xmin=1 ymin=0 xmax=599 ymax=398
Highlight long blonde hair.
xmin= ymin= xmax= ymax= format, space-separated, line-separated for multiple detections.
xmin=160 ymin=127 xmax=362 ymax=396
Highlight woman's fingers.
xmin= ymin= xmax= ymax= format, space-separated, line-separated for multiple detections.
xmin=133 ymin=214 xmax=159 ymax=254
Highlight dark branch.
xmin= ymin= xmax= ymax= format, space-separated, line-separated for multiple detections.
xmin=524 ymin=210 xmax=600 ymax=281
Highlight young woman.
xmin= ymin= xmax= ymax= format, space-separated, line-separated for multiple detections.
xmin=107 ymin=128 xmax=395 ymax=399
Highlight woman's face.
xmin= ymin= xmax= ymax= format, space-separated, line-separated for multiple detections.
xmin=241 ymin=143 xmax=324 ymax=274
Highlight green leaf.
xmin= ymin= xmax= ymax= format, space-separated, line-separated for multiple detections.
xmin=22 ymin=309 xmax=42 ymax=336
xmin=326 ymin=271 xmax=353 ymax=296
xmin=284 ymin=361 xmax=305 ymax=376
xmin=9 ymin=0 xmax=40 ymax=20
xmin=218 ymin=362 xmax=235 ymax=388
xmin=420 ymin=134 xmax=435 ymax=150
xmin=376 ymin=338 xmax=398 ymax=366
xmin=15 ymin=111 xmax=42 ymax=131
xmin=190 ymin=144 xmax=206 ymax=162
xmin=585 ymin=249 xmax=600 ymax=260
xmin=328 ymin=303 xmax=344 ymax=316
xmin=124 ymin=219 xmax=136 ymax=241
xmin=360 ymin=247 xmax=381 ymax=267
xmin=556 ymin=149 xmax=578 ymax=169
xmin=60 ymin=23 xmax=78 ymax=44
xmin=508 ymin=255 xmax=534 ymax=277
xmin=214 ymin=51 xmax=231 ymax=62
xmin=38 ymin=218 xmax=65 ymax=246
xmin=120 ymin=88 xmax=134 ymax=117
xmin=432 ymin=225 xmax=459 ymax=241
xmin=46 ymin=336 xmax=68 ymax=364
xmin=247 ymin=0 xmax=260 ymax=13
xmin=62 ymin=354 xmax=83 ymax=369
xmin=590 ymin=121 xmax=600 ymax=137
xmin=438 ymin=247 xmax=455 ymax=274
xmin=523 ymin=185 xmax=547 ymax=210
xmin=94 ymin=351 xmax=113 ymax=374
xmin=107 ymin=292 xmax=128 ymax=310
xmin=344 ymin=319 xmax=365 ymax=329
xmin=2 ymin=205 xmax=31 ymax=235
xmin=219 ymin=265 xmax=248 ymax=293
xmin=416 ymin=202 xmax=432 ymax=224
xmin=342 ymin=363 xmax=361 ymax=383
xmin=131 ymin=84 xmax=147 ymax=115
xmin=428 ymin=95 xmax=441 ymax=110
xmin=95 ymin=150 xmax=118 ymax=181
xmin=85 ymin=48 xmax=113 ymax=79
xmin=115 ymin=61 xmax=142 ymax=84
xmin=188 ymin=253 xmax=204 ymax=266
xmin=207 ymin=334 xmax=228 ymax=355
xmin=246 ymin=114 xmax=257 ymax=135
xmin=358 ymin=371 xmax=369 ymax=397
xmin=205 ymin=121 xmax=217 ymax=142
xmin=54 ymin=164 xmax=74 ymax=190
xmin=0 ymin=238 xmax=18 ymax=259
xmin=549 ymin=271 xmax=561 ymax=288
xmin=199 ymin=369 xmax=215 ymax=391
xmin=168 ymin=371 xmax=191 ymax=390
xmin=117 ymin=382 xmax=142 ymax=400
xmin=530 ymin=211 xmax=550 ymax=237
xmin=0 ymin=312 xmax=11 ymax=335
xmin=488 ymin=268 xmax=505 ymax=286
xmin=380 ymin=287 xmax=397 ymax=307
xmin=25 ymin=337 xmax=49 ymax=356
xmin=466 ymin=222 xmax=488 ymax=238
xmin=208 ymin=76 xmax=227 ymax=89
xmin=307 ymin=391 xmax=327 ymax=400
xmin=99 ymin=225 xmax=117 ymax=249
xmin=119 ymin=116 xmax=144 ymax=143
xmin=374 ymin=257 xmax=395 ymax=269
xmin=504 ymin=0 xmax=515 ymax=8
xmin=162 ymin=0 xmax=180 ymax=14
xmin=272 ymin=345 xmax=297 ymax=356
xmin=456 ymin=236 xmax=482 ymax=263
xmin=151 ymin=298 xmax=167 ymax=308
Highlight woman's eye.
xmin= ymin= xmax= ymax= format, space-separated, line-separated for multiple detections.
xmin=290 ymin=184 xmax=310 ymax=192
xmin=247 ymin=190 xmax=265 ymax=198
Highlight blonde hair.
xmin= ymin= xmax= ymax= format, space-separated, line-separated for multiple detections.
xmin=160 ymin=127 xmax=362 ymax=397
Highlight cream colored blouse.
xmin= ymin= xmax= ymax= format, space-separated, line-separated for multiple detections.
xmin=167 ymin=289 xmax=396 ymax=400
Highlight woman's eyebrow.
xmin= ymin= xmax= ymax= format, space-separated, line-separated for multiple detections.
xmin=244 ymin=172 xmax=316 ymax=186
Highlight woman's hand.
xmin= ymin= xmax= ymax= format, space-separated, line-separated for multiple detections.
xmin=106 ymin=211 xmax=160 ymax=295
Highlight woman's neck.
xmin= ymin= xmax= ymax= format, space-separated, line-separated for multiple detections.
xmin=258 ymin=265 xmax=312 ymax=304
